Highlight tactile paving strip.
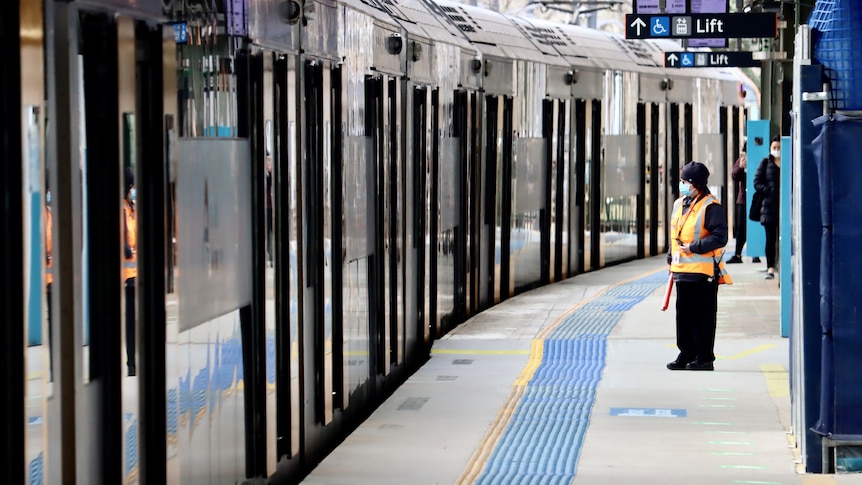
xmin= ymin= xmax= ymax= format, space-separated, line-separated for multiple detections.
xmin=474 ymin=272 xmax=666 ymax=484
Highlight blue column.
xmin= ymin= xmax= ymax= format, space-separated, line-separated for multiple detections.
xmin=744 ymin=120 xmax=769 ymax=259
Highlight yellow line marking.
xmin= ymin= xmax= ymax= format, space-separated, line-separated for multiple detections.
xmin=801 ymin=475 xmax=839 ymax=485
xmin=455 ymin=267 xmax=666 ymax=485
xmin=760 ymin=364 xmax=789 ymax=398
xmin=431 ymin=349 xmax=530 ymax=355
xmin=663 ymin=343 xmax=777 ymax=360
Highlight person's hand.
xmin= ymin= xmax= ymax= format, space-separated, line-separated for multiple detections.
xmin=739 ymin=154 xmax=747 ymax=169
xmin=679 ymin=243 xmax=693 ymax=254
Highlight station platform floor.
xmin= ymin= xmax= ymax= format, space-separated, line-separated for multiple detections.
xmin=301 ymin=255 xmax=862 ymax=485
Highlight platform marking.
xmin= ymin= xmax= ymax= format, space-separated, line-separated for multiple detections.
xmin=457 ymin=268 xmax=667 ymax=485
xmin=663 ymin=343 xmax=777 ymax=360
xmin=760 ymin=363 xmax=789 ymax=398
xmin=431 ymin=349 xmax=530 ymax=355
xmin=732 ymin=481 xmax=783 ymax=484
xmin=610 ymin=407 xmax=686 ymax=417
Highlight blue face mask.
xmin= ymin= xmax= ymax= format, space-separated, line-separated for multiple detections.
xmin=679 ymin=181 xmax=692 ymax=197
xmin=130 ymin=188 xmax=136 ymax=202
xmin=46 ymin=191 xmax=52 ymax=205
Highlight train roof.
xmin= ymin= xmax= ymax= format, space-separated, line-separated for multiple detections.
xmin=430 ymin=0 xmax=566 ymax=65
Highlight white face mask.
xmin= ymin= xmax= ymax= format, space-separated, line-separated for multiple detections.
xmin=771 ymin=149 xmax=781 ymax=159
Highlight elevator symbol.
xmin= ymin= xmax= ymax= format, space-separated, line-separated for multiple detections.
xmin=674 ymin=17 xmax=691 ymax=36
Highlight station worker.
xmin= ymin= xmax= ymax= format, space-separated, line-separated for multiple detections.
xmin=666 ymin=161 xmax=732 ymax=372
xmin=123 ymin=167 xmax=137 ymax=376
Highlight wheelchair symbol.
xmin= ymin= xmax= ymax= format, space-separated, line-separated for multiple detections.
xmin=651 ymin=17 xmax=670 ymax=37
xmin=681 ymin=53 xmax=694 ymax=66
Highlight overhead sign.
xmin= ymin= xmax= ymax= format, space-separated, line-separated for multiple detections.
xmin=625 ymin=12 xmax=777 ymax=39
xmin=664 ymin=51 xmax=762 ymax=68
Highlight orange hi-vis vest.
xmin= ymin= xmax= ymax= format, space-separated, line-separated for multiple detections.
xmin=670 ymin=194 xmax=733 ymax=284
xmin=124 ymin=200 xmax=137 ymax=281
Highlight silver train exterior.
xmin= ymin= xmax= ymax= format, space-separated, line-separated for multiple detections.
xmin=3 ymin=0 xmax=745 ymax=483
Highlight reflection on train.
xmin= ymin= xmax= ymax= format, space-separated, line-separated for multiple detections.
xmin=4 ymin=0 xmax=745 ymax=483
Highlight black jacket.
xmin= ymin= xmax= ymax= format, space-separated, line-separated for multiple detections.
xmin=753 ymin=156 xmax=780 ymax=224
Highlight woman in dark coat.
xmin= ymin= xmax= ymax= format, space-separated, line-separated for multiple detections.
xmin=754 ymin=136 xmax=781 ymax=280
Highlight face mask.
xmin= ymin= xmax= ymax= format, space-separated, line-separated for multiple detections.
xmin=130 ymin=188 xmax=136 ymax=202
xmin=771 ymin=149 xmax=781 ymax=159
xmin=679 ymin=181 xmax=692 ymax=197
xmin=46 ymin=191 xmax=52 ymax=205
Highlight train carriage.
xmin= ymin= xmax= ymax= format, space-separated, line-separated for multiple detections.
xmin=2 ymin=0 xmax=745 ymax=483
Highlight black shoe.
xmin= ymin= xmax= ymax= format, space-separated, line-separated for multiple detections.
xmin=128 ymin=366 xmax=136 ymax=377
xmin=685 ymin=361 xmax=714 ymax=371
xmin=726 ymin=255 xmax=743 ymax=264
xmin=752 ymin=257 xmax=761 ymax=263
xmin=667 ymin=360 xmax=689 ymax=370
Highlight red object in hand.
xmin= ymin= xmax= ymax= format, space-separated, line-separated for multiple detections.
xmin=661 ymin=273 xmax=674 ymax=311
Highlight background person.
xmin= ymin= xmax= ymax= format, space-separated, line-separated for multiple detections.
xmin=728 ymin=143 xmax=747 ymax=263
xmin=754 ymin=136 xmax=781 ymax=280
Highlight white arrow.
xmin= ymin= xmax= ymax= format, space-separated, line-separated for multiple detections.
xmin=630 ymin=17 xmax=647 ymax=36
xmin=667 ymin=53 xmax=679 ymax=66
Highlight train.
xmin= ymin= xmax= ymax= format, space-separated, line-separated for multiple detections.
xmin=2 ymin=0 xmax=746 ymax=483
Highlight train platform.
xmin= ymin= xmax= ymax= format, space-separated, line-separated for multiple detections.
xmin=301 ymin=255 xmax=862 ymax=485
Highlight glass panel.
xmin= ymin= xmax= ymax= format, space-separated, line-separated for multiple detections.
xmin=322 ymin=65 xmax=334 ymax=422
xmin=583 ymin=99 xmax=592 ymax=272
xmin=262 ymin=52 xmax=278 ymax=472
xmin=643 ymin=103 xmax=656 ymax=256
xmin=287 ymin=115 xmax=301 ymax=452
xmin=24 ymin=104 xmax=48 ymax=485
xmin=658 ymin=103 xmax=667 ymax=251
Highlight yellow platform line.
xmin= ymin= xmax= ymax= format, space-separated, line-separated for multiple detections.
xmin=760 ymin=364 xmax=789 ymax=398
xmin=455 ymin=268 xmax=666 ymax=485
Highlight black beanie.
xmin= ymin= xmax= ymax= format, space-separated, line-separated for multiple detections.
xmin=680 ymin=161 xmax=709 ymax=188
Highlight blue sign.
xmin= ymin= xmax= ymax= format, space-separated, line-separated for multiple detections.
xmin=651 ymin=16 xmax=670 ymax=36
xmin=610 ymin=407 xmax=687 ymax=417
xmin=173 ymin=22 xmax=188 ymax=44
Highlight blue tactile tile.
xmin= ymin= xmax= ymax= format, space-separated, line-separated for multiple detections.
xmin=475 ymin=273 xmax=665 ymax=484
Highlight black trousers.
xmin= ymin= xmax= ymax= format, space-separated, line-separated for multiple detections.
xmin=125 ymin=277 xmax=136 ymax=373
xmin=734 ymin=203 xmax=747 ymax=255
xmin=675 ymin=278 xmax=719 ymax=364
xmin=763 ymin=222 xmax=778 ymax=269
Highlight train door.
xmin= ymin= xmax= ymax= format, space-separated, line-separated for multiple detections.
xmin=464 ymin=91 xmax=482 ymax=315
xmin=584 ymin=99 xmax=601 ymax=271
xmin=409 ymin=86 xmax=432 ymax=348
xmin=251 ymin=49 xmax=305 ymax=474
xmin=272 ymin=51 xmax=303 ymax=464
xmin=42 ymin=5 xmax=171 ymax=483
xmin=573 ymin=99 xmax=587 ymax=274
xmin=656 ymin=103 xmax=668 ymax=253
xmin=667 ymin=102 xmax=682 ymax=237
xmin=482 ymin=94 xmax=514 ymax=303
xmin=361 ymin=73 xmax=403 ymax=376
xmin=638 ymin=103 xmax=648 ymax=259
xmin=301 ymin=58 xmax=337 ymax=430
xmin=647 ymin=102 xmax=664 ymax=256
xmin=548 ymin=98 xmax=571 ymax=282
